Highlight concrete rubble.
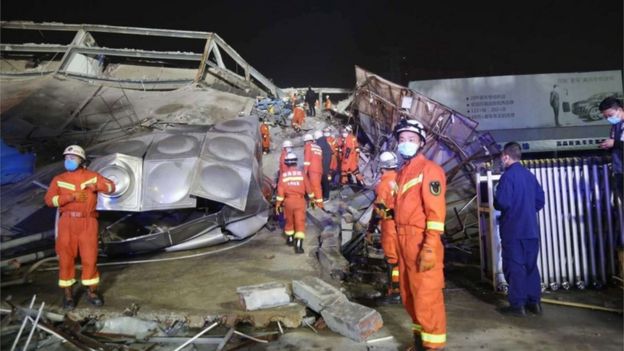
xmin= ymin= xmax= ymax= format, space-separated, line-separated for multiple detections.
xmin=237 ymin=282 xmax=291 ymax=311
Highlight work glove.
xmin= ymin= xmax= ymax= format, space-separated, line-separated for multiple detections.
xmin=418 ymin=245 xmax=436 ymax=272
xmin=73 ymin=191 xmax=88 ymax=203
xmin=275 ymin=202 xmax=283 ymax=215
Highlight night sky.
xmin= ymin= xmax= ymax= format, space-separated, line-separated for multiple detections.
xmin=1 ymin=0 xmax=622 ymax=88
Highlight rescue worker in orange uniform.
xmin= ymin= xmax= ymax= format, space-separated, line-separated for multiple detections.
xmin=324 ymin=127 xmax=339 ymax=185
xmin=292 ymin=103 xmax=306 ymax=133
xmin=373 ymin=151 xmax=401 ymax=302
xmin=324 ymin=95 xmax=333 ymax=111
xmin=340 ymin=125 xmax=363 ymax=185
xmin=393 ymin=119 xmax=447 ymax=350
xmin=260 ymin=118 xmax=271 ymax=154
xmin=275 ymin=153 xmax=311 ymax=254
xmin=303 ymin=133 xmax=324 ymax=209
xmin=44 ymin=145 xmax=116 ymax=309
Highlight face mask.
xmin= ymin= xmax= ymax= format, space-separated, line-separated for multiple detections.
xmin=323 ymin=132 xmax=330 ymax=137
xmin=64 ymin=159 xmax=79 ymax=171
xmin=397 ymin=142 xmax=419 ymax=158
xmin=607 ymin=115 xmax=620 ymax=125
xmin=285 ymin=147 xmax=292 ymax=153
xmin=342 ymin=133 xmax=348 ymax=138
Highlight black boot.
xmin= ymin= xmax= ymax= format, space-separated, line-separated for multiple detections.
xmin=62 ymin=287 xmax=75 ymax=310
xmin=286 ymin=235 xmax=294 ymax=246
xmin=526 ymin=302 xmax=543 ymax=315
xmin=498 ymin=305 xmax=526 ymax=317
xmin=86 ymin=287 xmax=104 ymax=307
xmin=294 ymin=238 xmax=304 ymax=254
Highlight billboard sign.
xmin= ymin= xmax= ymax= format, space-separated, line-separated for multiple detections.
xmin=409 ymin=70 xmax=623 ymax=130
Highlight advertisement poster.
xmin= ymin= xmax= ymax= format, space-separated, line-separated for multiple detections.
xmin=409 ymin=70 xmax=623 ymax=130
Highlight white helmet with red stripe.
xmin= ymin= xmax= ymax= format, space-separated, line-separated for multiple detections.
xmin=63 ymin=145 xmax=86 ymax=159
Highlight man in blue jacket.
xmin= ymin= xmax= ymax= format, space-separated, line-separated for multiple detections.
xmin=494 ymin=142 xmax=545 ymax=317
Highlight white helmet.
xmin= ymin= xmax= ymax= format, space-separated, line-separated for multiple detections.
xmin=313 ymin=130 xmax=323 ymax=140
xmin=326 ymin=95 xmax=330 ymax=99
xmin=345 ymin=125 xmax=353 ymax=133
xmin=303 ymin=134 xmax=314 ymax=142
xmin=282 ymin=140 xmax=293 ymax=148
xmin=284 ymin=152 xmax=298 ymax=166
xmin=379 ymin=151 xmax=398 ymax=169
xmin=394 ymin=118 xmax=426 ymax=144
xmin=63 ymin=145 xmax=86 ymax=159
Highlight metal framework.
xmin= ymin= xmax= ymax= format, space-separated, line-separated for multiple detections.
xmin=0 ymin=21 xmax=283 ymax=97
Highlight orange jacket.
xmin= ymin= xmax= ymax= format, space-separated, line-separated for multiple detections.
xmin=292 ymin=107 xmax=305 ymax=128
xmin=44 ymin=168 xmax=115 ymax=216
xmin=324 ymin=99 xmax=332 ymax=110
xmin=394 ymin=154 xmax=446 ymax=240
xmin=260 ymin=123 xmax=270 ymax=149
xmin=326 ymin=136 xmax=338 ymax=171
xmin=340 ymin=134 xmax=359 ymax=168
xmin=375 ymin=170 xmax=398 ymax=221
xmin=275 ymin=167 xmax=311 ymax=204
xmin=304 ymin=142 xmax=323 ymax=174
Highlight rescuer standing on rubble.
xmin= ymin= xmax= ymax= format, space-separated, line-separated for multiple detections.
xmin=303 ymin=133 xmax=324 ymax=209
xmin=305 ymin=87 xmax=316 ymax=117
xmin=275 ymin=153 xmax=311 ymax=254
xmin=324 ymin=95 xmax=333 ymax=111
xmin=44 ymin=145 xmax=116 ymax=309
xmin=494 ymin=142 xmax=545 ymax=317
xmin=292 ymin=102 xmax=306 ymax=133
xmin=599 ymin=96 xmax=624 ymax=201
xmin=260 ymin=118 xmax=271 ymax=154
xmin=373 ymin=151 xmax=401 ymax=302
xmin=393 ymin=119 xmax=447 ymax=350
xmin=340 ymin=125 xmax=363 ymax=185
xmin=315 ymin=130 xmax=333 ymax=202
xmin=325 ymin=127 xmax=339 ymax=187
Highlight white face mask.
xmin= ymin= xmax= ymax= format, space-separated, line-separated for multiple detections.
xmin=342 ymin=133 xmax=348 ymax=138
xmin=397 ymin=141 xmax=419 ymax=158
xmin=323 ymin=132 xmax=330 ymax=137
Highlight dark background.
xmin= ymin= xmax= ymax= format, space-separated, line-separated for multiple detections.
xmin=1 ymin=0 xmax=622 ymax=87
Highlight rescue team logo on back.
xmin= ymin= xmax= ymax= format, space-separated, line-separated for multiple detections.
xmin=429 ymin=181 xmax=441 ymax=196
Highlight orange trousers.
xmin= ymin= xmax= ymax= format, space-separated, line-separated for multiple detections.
xmin=283 ymin=198 xmax=306 ymax=239
xmin=56 ymin=216 xmax=100 ymax=288
xmin=397 ymin=225 xmax=446 ymax=349
xmin=380 ymin=219 xmax=399 ymax=264
xmin=308 ymin=171 xmax=323 ymax=207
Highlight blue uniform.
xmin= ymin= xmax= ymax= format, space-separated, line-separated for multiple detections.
xmin=494 ymin=162 xmax=545 ymax=308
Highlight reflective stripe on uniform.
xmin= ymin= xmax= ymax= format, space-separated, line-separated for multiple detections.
xmin=294 ymin=231 xmax=305 ymax=239
xmin=106 ymin=183 xmax=112 ymax=193
xmin=426 ymin=221 xmax=445 ymax=231
xmin=412 ymin=323 xmax=422 ymax=332
xmin=283 ymin=176 xmax=304 ymax=182
xmin=58 ymin=278 xmax=76 ymax=287
xmin=421 ymin=331 xmax=446 ymax=344
xmin=304 ymin=162 xmax=311 ymax=166
xmin=52 ymin=195 xmax=60 ymax=207
xmin=391 ymin=181 xmax=399 ymax=196
xmin=391 ymin=269 xmax=400 ymax=277
xmin=315 ymin=198 xmax=323 ymax=203
xmin=308 ymin=193 xmax=315 ymax=198
xmin=285 ymin=230 xmax=295 ymax=236
xmin=401 ymin=174 xmax=423 ymax=194
xmin=82 ymin=276 xmax=100 ymax=286
xmin=57 ymin=181 xmax=76 ymax=191
xmin=80 ymin=177 xmax=98 ymax=190
xmin=276 ymin=196 xmax=284 ymax=201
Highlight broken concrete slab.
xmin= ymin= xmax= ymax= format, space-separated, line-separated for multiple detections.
xmin=320 ymin=225 xmax=340 ymax=242
xmin=222 ymin=302 xmax=306 ymax=328
xmin=292 ymin=276 xmax=347 ymax=313
xmin=320 ymin=299 xmax=384 ymax=342
xmin=236 ymin=282 xmax=291 ymax=311
xmin=321 ymin=236 xmax=341 ymax=250
xmin=318 ymin=246 xmax=349 ymax=280
xmin=341 ymin=219 xmax=354 ymax=246
xmin=97 ymin=316 xmax=166 ymax=339
xmin=307 ymin=207 xmax=334 ymax=229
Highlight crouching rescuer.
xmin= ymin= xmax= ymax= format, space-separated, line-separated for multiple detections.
xmin=275 ymin=152 xmax=311 ymax=254
xmin=393 ymin=119 xmax=447 ymax=350
xmin=44 ymin=145 xmax=116 ymax=309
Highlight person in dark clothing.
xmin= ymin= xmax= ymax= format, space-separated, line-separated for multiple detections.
xmin=494 ymin=142 xmax=545 ymax=317
xmin=598 ymin=96 xmax=624 ymax=202
xmin=550 ymin=85 xmax=560 ymax=127
xmin=305 ymin=87 xmax=316 ymax=117
xmin=315 ymin=130 xmax=332 ymax=201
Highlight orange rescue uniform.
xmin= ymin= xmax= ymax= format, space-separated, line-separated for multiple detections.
xmin=324 ymin=98 xmax=332 ymax=110
xmin=279 ymin=148 xmax=289 ymax=175
xmin=44 ymin=168 xmax=115 ymax=288
xmin=276 ymin=167 xmax=311 ymax=240
xmin=292 ymin=106 xmax=305 ymax=131
xmin=394 ymin=154 xmax=447 ymax=349
xmin=375 ymin=169 xmax=400 ymax=293
xmin=326 ymin=135 xmax=338 ymax=175
xmin=304 ymin=142 xmax=324 ymax=207
xmin=260 ymin=123 xmax=271 ymax=153
xmin=340 ymin=133 xmax=363 ymax=184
